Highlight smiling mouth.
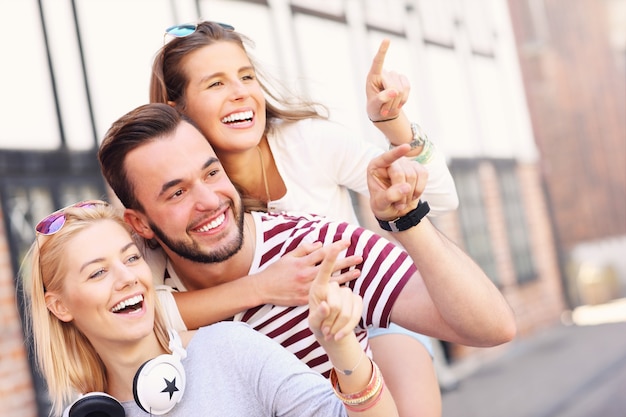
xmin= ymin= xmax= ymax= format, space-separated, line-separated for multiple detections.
xmin=111 ymin=294 xmax=144 ymax=314
xmin=221 ymin=110 xmax=253 ymax=125
xmin=193 ymin=213 xmax=226 ymax=233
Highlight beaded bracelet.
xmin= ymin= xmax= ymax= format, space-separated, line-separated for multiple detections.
xmin=413 ymin=136 xmax=435 ymax=164
xmin=329 ymin=359 xmax=384 ymax=406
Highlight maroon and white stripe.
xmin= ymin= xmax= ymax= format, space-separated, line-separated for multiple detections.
xmin=232 ymin=211 xmax=415 ymax=376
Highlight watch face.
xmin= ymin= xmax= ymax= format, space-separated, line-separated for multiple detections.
xmin=410 ymin=123 xmax=426 ymax=148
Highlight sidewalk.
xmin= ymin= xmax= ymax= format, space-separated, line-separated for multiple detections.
xmin=441 ymin=306 xmax=626 ymax=417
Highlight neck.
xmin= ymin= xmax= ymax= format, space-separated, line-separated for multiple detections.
xmin=98 ymin=334 xmax=164 ymax=402
xmin=218 ymin=138 xmax=284 ymax=204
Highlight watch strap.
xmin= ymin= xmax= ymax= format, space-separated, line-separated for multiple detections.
xmin=376 ymin=200 xmax=431 ymax=232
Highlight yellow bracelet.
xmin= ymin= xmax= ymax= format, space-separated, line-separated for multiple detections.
xmin=344 ymin=382 xmax=386 ymax=412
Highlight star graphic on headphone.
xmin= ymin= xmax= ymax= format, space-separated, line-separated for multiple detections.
xmin=161 ymin=377 xmax=179 ymax=399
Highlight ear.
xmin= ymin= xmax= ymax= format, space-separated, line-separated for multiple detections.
xmin=167 ymin=101 xmax=176 ymax=108
xmin=45 ymin=292 xmax=74 ymax=322
xmin=124 ymin=209 xmax=155 ymax=239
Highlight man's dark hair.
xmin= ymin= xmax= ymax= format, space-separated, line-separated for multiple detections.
xmin=98 ymin=103 xmax=197 ymax=211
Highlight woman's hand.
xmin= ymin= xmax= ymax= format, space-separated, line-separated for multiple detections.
xmin=366 ymin=39 xmax=410 ymax=123
xmin=308 ymin=240 xmax=363 ymax=343
xmin=254 ymin=241 xmax=362 ymax=307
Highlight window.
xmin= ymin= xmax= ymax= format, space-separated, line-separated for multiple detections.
xmin=496 ymin=161 xmax=536 ymax=283
xmin=452 ymin=162 xmax=499 ymax=284
xmin=415 ymin=0 xmax=456 ymax=47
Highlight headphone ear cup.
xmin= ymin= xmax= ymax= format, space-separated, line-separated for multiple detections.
xmin=63 ymin=392 xmax=124 ymax=417
xmin=132 ymin=353 xmax=186 ymax=415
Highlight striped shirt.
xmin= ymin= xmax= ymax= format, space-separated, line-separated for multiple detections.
xmin=163 ymin=211 xmax=415 ymax=377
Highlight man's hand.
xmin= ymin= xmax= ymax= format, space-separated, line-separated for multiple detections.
xmin=367 ymin=145 xmax=428 ymax=220
xmin=253 ymin=241 xmax=362 ymax=307
xmin=308 ymin=240 xmax=363 ymax=342
xmin=366 ymin=39 xmax=410 ymax=122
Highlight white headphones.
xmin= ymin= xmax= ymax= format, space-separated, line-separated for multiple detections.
xmin=133 ymin=329 xmax=187 ymax=414
xmin=63 ymin=330 xmax=187 ymax=416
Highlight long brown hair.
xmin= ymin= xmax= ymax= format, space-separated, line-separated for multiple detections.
xmin=149 ymin=21 xmax=328 ymax=136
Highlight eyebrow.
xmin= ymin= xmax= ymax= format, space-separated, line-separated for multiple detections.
xmin=79 ymin=241 xmax=137 ymax=273
xmin=158 ymin=157 xmax=220 ymax=197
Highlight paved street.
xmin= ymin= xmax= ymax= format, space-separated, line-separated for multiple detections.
xmin=441 ymin=320 xmax=626 ymax=417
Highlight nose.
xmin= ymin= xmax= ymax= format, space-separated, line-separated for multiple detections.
xmin=192 ymin=182 xmax=221 ymax=211
xmin=114 ymin=262 xmax=138 ymax=290
xmin=230 ymin=79 xmax=250 ymax=101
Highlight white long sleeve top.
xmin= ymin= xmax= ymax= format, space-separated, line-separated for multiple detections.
xmin=265 ymin=118 xmax=458 ymax=224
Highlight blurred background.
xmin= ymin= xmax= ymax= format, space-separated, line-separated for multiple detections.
xmin=0 ymin=0 xmax=624 ymax=416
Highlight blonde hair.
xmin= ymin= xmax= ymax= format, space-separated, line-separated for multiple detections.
xmin=20 ymin=202 xmax=171 ymax=416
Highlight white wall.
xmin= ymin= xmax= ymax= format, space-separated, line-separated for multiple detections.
xmin=0 ymin=0 xmax=537 ymax=162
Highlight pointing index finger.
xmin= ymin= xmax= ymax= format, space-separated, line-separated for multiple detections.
xmin=369 ymin=39 xmax=391 ymax=76
xmin=312 ymin=240 xmax=347 ymax=288
xmin=369 ymin=144 xmax=411 ymax=171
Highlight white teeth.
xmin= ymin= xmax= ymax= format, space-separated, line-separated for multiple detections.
xmin=221 ymin=110 xmax=253 ymax=123
xmin=196 ymin=213 xmax=225 ymax=233
xmin=111 ymin=294 xmax=143 ymax=313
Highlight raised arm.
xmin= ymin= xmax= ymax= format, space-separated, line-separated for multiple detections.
xmin=365 ymin=39 xmax=459 ymax=214
xmin=308 ymin=240 xmax=398 ymax=417
xmin=365 ymin=39 xmax=417 ymax=156
xmin=366 ymin=145 xmax=517 ymax=346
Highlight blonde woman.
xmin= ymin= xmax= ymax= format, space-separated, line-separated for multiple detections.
xmin=23 ymin=200 xmax=397 ymax=416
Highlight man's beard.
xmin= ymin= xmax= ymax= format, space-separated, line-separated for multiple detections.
xmin=149 ymin=203 xmax=245 ymax=264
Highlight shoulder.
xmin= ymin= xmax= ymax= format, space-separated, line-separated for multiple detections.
xmin=193 ymin=322 xmax=278 ymax=348
xmin=252 ymin=211 xmax=335 ymax=238
xmin=190 ymin=322 xmax=293 ymax=363
xmin=269 ymin=118 xmax=357 ymax=146
xmin=194 ymin=321 xmax=257 ymax=340
xmin=252 ymin=210 xmax=326 ymax=225
xmin=252 ymin=211 xmax=397 ymax=256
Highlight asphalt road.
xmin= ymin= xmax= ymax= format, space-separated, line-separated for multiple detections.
xmin=441 ymin=321 xmax=626 ymax=417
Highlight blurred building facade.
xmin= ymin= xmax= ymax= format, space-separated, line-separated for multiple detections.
xmin=0 ymin=0 xmax=620 ymax=416
xmin=507 ymin=0 xmax=626 ymax=309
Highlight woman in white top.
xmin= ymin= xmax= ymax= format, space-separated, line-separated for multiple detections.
xmin=149 ymin=21 xmax=459 ymax=416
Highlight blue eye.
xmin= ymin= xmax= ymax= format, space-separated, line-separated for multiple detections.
xmin=89 ymin=269 xmax=106 ymax=279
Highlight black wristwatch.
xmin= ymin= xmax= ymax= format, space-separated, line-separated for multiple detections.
xmin=376 ymin=200 xmax=430 ymax=232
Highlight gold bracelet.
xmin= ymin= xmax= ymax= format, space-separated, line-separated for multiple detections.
xmin=344 ymin=382 xmax=386 ymax=412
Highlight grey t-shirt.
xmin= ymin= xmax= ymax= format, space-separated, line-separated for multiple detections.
xmin=122 ymin=322 xmax=347 ymax=416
